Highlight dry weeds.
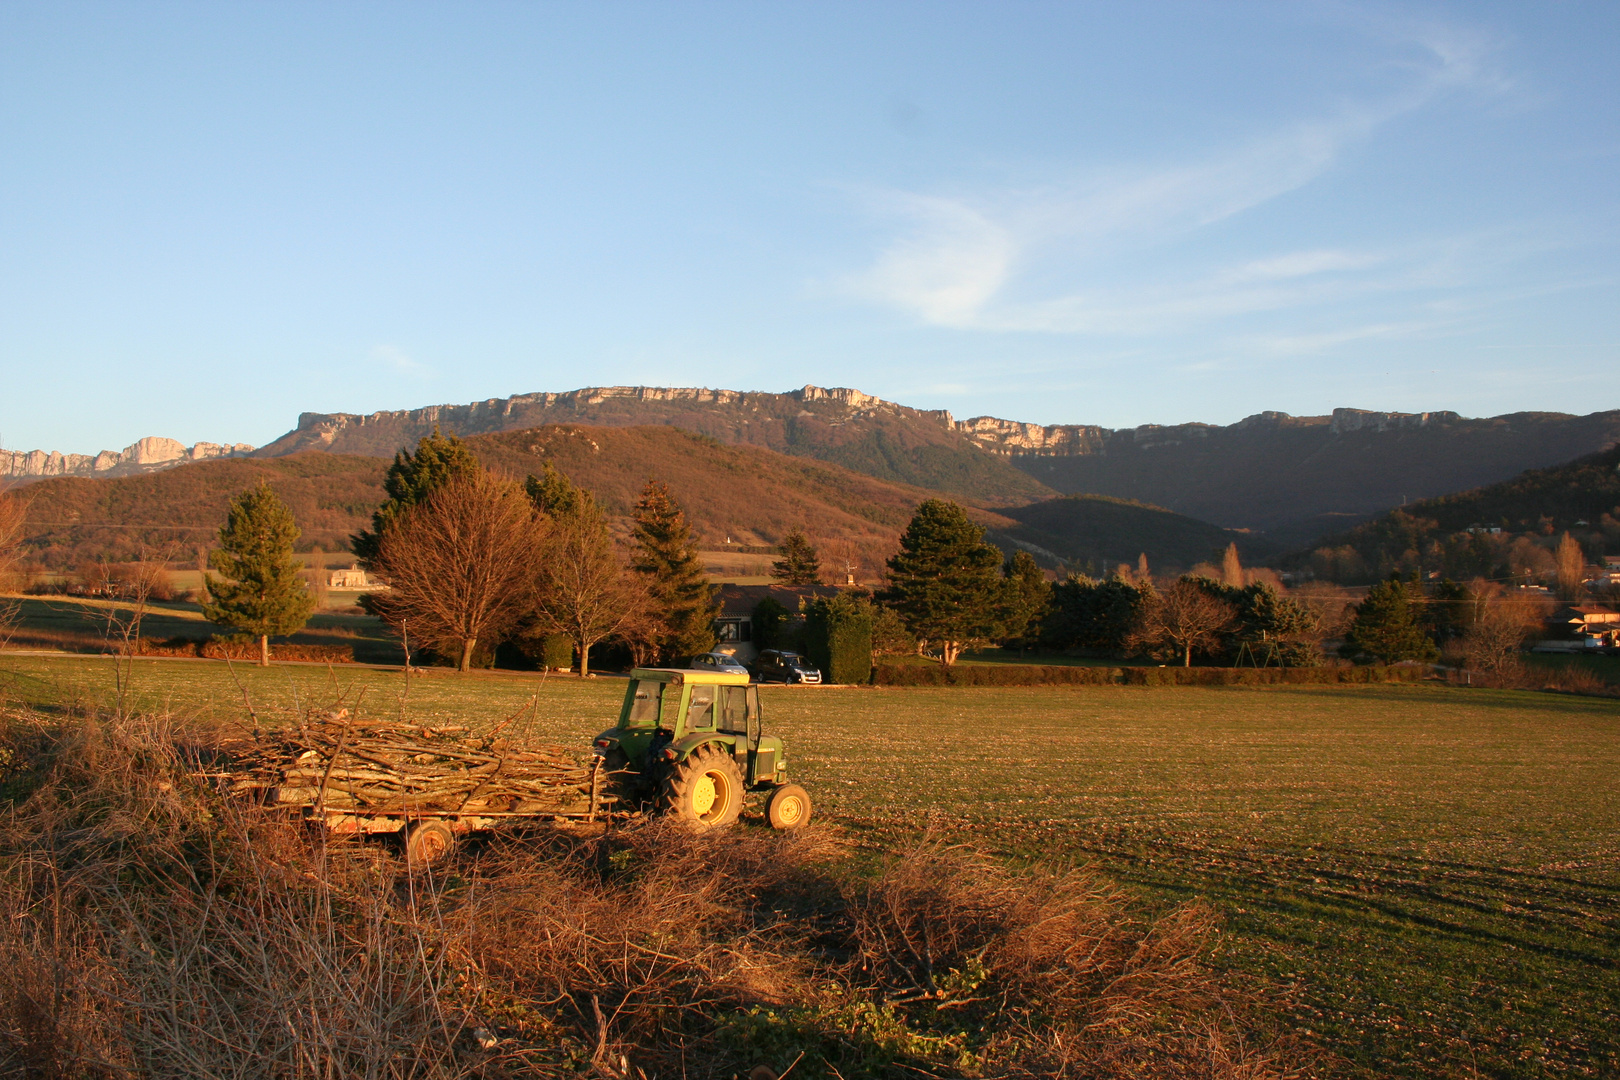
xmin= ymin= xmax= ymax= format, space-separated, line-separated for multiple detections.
xmin=0 ymin=705 xmax=1303 ymax=1080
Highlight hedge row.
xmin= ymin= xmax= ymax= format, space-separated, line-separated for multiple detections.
xmin=1119 ymin=665 xmax=1424 ymax=686
xmin=873 ymin=664 xmax=1120 ymax=686
xmin=133 ymin=637 xmax=356 ymax=663
xmin=872 ymin=663 xmax=1426 ymax=687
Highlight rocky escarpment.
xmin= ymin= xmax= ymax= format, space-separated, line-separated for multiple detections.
xmin=1 ymin=437 xmax=255 ymax=483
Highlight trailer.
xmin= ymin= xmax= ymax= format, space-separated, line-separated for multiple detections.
xmin=230 ymin=711 xmax=619 ymax=867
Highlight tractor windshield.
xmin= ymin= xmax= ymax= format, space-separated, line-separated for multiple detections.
xmin=624 ymin=680 xmax=664 ymax=727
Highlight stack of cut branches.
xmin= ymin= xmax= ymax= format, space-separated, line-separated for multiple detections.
xmin=227 ymin=710 xmax=611 ymax=819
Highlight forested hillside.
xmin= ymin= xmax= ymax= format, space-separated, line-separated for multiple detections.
xmin=1014 ymin=408 xmax=1620 ymax=543
xmin=14 ymin=423 xmax=1263 ymax=579
xmin=15 ymin=454 xmax=388 ymax=568
xmin=999 ymin=494 xmax=1262 ymax=574
xmin=1285 ymin=444 xmax=1620 ymax=583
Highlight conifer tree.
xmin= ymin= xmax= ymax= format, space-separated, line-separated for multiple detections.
xmin=203 ymin=483 xmax=315 ymax=666
xmin=1000 ymin=550 xmax=1050 ymax=650
xmin=351 ymin=427 xmax=479 ymax=566
xmin=882 ymin=499 xmax=1004 ymax=665
xmin=630 ymin=480 xmax=716 ymax=661
xmin=1342 ymin=575 xmax=1439 ymax=663
xmin=770 ymin=529 xmax=823 ymax=585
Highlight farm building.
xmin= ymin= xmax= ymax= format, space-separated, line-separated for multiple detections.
xmin=712 ymin=583 xmax=844 ymax=663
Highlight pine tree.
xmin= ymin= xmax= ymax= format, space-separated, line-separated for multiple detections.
xmin=203 ymin=483 xmax=315 ymax=666
xmin=1000 ymin=550 xmax=1050 ymax=651
xmin=882 ymin=499 xmax=1005 ymax=665
xmin=630 ymin=480 xmax=717 ymax=661
xmin=351 ymin=427 xmax=479 ymax=566
xmin=524 ymin=462 xmax=586 ymax=520
xmin=771 ymin=529 xmax=823 ymax=585
xmin=1342 ymin=576 xmax=1439 ymax=663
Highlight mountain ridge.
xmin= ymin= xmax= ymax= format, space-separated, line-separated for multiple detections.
xmin=10 ymin=385 xmax=1619 ymax=544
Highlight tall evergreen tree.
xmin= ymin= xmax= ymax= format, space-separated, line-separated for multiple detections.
xmin=771 ymin=529 xmax=823 ymax=585
xmin=203 ymin=483 xmax=315 ymax=666
xmin=1001 ymin=550 xmax=1050 ymax=650
xmin=1342 ymin=575 xmax=1439 ymax=663
xmin=882 ymin=499 xmax=1004 ymax=665
xmin=351 ymin=427 xmax=479 ymax=566
xmin=631 ymin=480 xmax=717 ymax=661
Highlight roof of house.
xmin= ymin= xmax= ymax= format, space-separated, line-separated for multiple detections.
xmin=714 ymin=583 xmax=846 ymax=618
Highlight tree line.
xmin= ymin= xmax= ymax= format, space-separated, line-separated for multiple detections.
xmin=188 ymin=430 xmax=1544 ymax=676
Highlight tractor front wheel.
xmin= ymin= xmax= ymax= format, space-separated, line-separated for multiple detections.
xmin=765 ymin=784 xmax=812 ymax=830
xmin=659 ymin=745 xmax=745 ymax=829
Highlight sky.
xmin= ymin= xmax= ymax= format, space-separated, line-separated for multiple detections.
xmin=2 ymin=1 xmax=1617 ymax=455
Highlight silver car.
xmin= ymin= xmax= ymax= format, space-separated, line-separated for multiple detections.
xmin=689 ymin=652 xmax=751 ymax=676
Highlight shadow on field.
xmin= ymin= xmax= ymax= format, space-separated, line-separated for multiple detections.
xmin=0 ymin=707 xmax=1310 ymax=1080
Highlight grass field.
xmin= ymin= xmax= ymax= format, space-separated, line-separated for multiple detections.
xmin=1 ymin=654 xmax=1615 ymax=1079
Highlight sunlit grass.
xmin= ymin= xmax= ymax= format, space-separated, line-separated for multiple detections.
xmin=1 ymin=654 xmax=1615 ymax=1079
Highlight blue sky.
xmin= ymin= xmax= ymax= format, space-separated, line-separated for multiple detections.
xmin=2 ymin=1 xmax=1616 ymax=454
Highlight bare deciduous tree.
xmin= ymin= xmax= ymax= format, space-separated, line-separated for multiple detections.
xmin=530 ymin=501 xmax=647 ymax=677
xmin=1462 ymin=582 xmax=1546 ymax=673
xmin=371 ymin=471 xmax=540 ymax=672
xmin=1130 ymin=579 xmax=1239 ymax=667
xmin=102 ymin=543 xmax=181 ymax=717
xmin=1554 ymin=532 xmax=1586 ymax=600
xmin=0 ymin=488 xmax=28 ymax=649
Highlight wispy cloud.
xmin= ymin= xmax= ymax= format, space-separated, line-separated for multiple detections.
xmin=836 ymin=17 xmax=1520 ymax=338
xmin=371 ymin=345 xmax=432 ymax=378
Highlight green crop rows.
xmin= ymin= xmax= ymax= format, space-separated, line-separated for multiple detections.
xmin=2 ymin=655 xmax=1615 ymax=1079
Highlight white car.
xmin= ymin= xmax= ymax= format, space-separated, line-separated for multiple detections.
xmin=689 ymin=652 xmax=751 ymax=676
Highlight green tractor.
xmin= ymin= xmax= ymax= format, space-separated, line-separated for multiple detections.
xmin=592 ymin=668 xmax=811 ymax=830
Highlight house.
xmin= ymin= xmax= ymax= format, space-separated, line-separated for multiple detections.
xmin=1604 ymin=555 xmax=1620 ymax=585
xmin=713 ymin=583 xmax=845 ymax=663
xmin=329 ymin=565 xmax=378 ymax=590
xmin=1550 ymin=604 xmax=1620 ymax=648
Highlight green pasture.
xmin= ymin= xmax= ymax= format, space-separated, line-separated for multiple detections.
xmin=0 ymin=654 xmax=1615 ymax=1080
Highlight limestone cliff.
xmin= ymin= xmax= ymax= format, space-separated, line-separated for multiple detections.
xmin=0 ymin=437 xmax=254 ymax=482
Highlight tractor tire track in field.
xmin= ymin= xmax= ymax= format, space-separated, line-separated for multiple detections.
xmin=839 ymin=811 xmax=1620 ymax=1080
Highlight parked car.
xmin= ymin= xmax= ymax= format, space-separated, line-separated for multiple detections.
xmin=751 ymin=650 xmax=822 ymax=684
xmin=689 ymin=652 xmax=751 ymax=676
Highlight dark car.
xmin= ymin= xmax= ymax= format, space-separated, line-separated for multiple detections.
xmin=752 ymin=649 xmax=822 ymax=684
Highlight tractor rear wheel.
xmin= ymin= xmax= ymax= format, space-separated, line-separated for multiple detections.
xmin=765 ymin=783 xmax=811 ymax=830
xmin=403 ymin=820 xmax=455 ymax=869
xmin=659 ymin=745 xmax=745 ymax=829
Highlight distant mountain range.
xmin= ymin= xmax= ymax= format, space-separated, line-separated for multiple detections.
xmin=16 ymin=425 xmax=1245 ymax=577
xmin=8 ymin=385 xmax=1620 ymax=546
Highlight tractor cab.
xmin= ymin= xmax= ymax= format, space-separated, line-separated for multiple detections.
xmin=592 ymin=668 xmax=808 ymax=830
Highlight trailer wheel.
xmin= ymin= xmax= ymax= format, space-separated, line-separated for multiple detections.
xmin=659 ymin=745 xmax=744 ymax=829
xmin=765 ymin=784 xmax=811 ymax=830
xmin=403 ymin=820 xmax=455 ymax=869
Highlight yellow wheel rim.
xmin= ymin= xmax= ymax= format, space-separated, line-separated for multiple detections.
xmin=777 ymin=796 xmax=803 ymax=826
xmin=691 ymin=774 xmax=717 ymax=817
